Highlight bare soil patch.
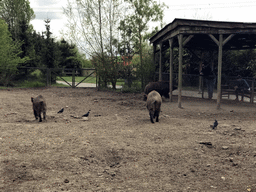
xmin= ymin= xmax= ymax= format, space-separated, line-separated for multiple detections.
xmin=0 ymin=87 xmax=256 ymax=191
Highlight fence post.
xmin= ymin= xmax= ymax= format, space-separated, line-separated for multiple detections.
xmin=251 ymin=78 xmax=255 ymax=103
xmin=72 ymin=69 xmax=75 ymax=88
xmin=46 ymin=68 xmax=51 ymax=87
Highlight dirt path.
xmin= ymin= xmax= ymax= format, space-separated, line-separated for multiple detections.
xmin=0 ymin=87 xmax=256 ymax=191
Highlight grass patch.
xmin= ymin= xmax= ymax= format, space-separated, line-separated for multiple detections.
xmin=57 ymin=76 xmax=126 ymax=86
xmin=17 ymin=80 xmax=46 ymax=88
xmin=57 ymin=76 xmax=97 ymax=84
xmin=51 ymin=83 xmax=70 ymax=87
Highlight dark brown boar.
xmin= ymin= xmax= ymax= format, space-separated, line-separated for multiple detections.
xmin=146 ymin=90 xmax=162 ymax=123
xmin=143 ymin=81 xmax=177 ymax=101
xmin=31 ymin=95 xmax=47 ymax=122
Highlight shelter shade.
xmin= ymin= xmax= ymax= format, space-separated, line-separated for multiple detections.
xmin=150 ymin=18 xmax=256 ymax=109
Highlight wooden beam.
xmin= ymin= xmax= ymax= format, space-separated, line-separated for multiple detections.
xmin=178 ymin=34 xmax=183 ymax=108
xmin=169 ymin=38 xmax=174 ymax=102
xmin=223 ymin=34 xmax=235 ymax=46
xmin=153 ymin=44 xmax=156 ymax=72
xmin=209 ymin=34 xmax=219 ymax=46
xmin=159 ymin=43 xmax=162 ymax=81
xmin=183 ymin=35 xmax=194 ymax=46
xmin=217 ymin=34 xmax=223 ymax=109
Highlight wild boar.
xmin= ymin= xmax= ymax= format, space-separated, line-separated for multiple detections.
xmin=146 ymin=90 xmax=162 ymax=123
xmin=143 ymin=81 xmax=177 ymax=101
xmin=31 ymin=95 xmax=47 ymax=122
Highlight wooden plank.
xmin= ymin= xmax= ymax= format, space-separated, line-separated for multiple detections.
xmin=159 ymin=43 xmax=163 ymax=81
xmin=169 ymin=38 xmax=174 ymax=102
xmin=223 ymin=34 xmax=235 ymax=46
xmin=209 ymin=34 xmax=219 ymax=46
xmin=150 ymin=18 xmax=256 ymax=44
xmin=183 ymin=35 xmax=194 ymax=46
xmin=75 ymin=71 xmax=95 ymax=88
xmin=217 ymin=34 xmax=223 ymax=109
xmin=178 ymin=34 xmax=183 ymax=108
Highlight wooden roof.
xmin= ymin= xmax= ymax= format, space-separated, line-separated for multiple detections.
xmin=150 ymin=18 xmax=256 ymax=50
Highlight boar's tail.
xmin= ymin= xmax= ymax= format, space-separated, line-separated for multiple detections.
xmin=31 ymin=97 xmax=34 ymax=103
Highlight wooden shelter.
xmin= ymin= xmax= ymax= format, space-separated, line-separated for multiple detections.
xmin=150 ymin=18 xmax=256 ymax=109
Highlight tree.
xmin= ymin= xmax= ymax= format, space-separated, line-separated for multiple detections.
xmin=0 ymin=19 xmax=27 ymax=86
xmin=63 ymin=0 xmax=122 ymax=89
xmin=0 ymin=0 xmax=35 ymax=41
xmin=57 ymin=39 xmax=83 ymax=69
xmin=40 ymin=19 xmax=61 ymax=83
xmin=119 ymin=0 xmax=166 ymax=89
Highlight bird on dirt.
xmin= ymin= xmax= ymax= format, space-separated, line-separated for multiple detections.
xmin=57 ymin=108 xmax=64 ymax=114
xmin=82 ymin=110 xmax=91 ymax=117
xmin=212 ymin=120 xmax=218 ymax=129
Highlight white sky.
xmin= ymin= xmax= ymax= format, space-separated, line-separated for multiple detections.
xmin=29 ymin=0 xmax=256 ymax=39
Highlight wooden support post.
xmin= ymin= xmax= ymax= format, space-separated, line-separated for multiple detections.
xmin=217 ymin=34 xmax=223 ymax=109
xmin=169 ymin=38 xmax=174 ymax=102
xmin=153 ymin=44 xmax=156 ymax=81
xmin=209 ymin=34 xmax=234 ymax=109
xmin=72 ymin=69 xmax=75 ymax=88
xmin=251 ymin=79 xmax=255 ymax=103
xmin=178 ymin=34 xmax=183 ymax=108
xmin=159 ymin=43 xmax=163 ymax=81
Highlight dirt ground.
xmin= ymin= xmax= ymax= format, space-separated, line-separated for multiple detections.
xmin=0 ymin=87 xmax=256 ymax=192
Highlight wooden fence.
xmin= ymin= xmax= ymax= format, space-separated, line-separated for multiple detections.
xmin=18 ymin=67 xmax=97 ymax=88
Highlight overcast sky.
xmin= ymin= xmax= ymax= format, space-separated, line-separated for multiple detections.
xmin=29 ymin=0 xmax=256 ymax=39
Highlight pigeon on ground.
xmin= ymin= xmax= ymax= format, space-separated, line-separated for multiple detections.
xmin=82 ymin=110 xmax=91 ymax=117
xmin=212 ymin=120 xmax=218 ymax=129
xmin=57 ymin=108 xmax=64 ymax=114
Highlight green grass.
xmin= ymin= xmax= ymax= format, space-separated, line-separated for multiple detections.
xmin=0 ymin=80 xmax=69 ymax=89
xmin=16 ymin=80 xmax=46 ymax=88
xmin=56 ymin=76 xmax=97 ymax=84
xmin=56 ymin=76 xmax=126 ymax=86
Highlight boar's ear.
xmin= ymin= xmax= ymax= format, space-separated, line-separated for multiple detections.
xmin=31 ymin=97 xmax=34 ymax=103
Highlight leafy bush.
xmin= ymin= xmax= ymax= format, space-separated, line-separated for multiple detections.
xmin=17 ymin=80 xmax=46 ymax=88
xmin=121 ymin=81 xmax=142 ymax=93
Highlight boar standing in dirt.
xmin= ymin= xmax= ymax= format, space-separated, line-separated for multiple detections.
xmin=31 ymin=95 xmax=47 ymax=122
xmin=143 ymin=81 xmax=177 ymax=101
xmin=146 ymin=90 xmax=162 ymax=123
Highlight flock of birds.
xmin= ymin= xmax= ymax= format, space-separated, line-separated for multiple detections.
xmin=56 ymin=105 xmax=218 ymax=128
xmin=57 ymin=107 xmax=91 ymax=117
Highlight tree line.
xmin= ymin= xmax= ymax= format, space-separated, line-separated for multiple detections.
xmin=1 ymin=0 xmax=256 ymax=89
xmin=0 ymin=0 xmax=90 ymax=86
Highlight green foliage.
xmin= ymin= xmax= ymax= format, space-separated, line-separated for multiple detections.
xmin=82 ymin=59 xmax=92 ymax=68
xmin=0 ymin=0 xmax=35 ymax=41
xmin=64 ymin=0 xmax=123 ymax=89
xmin=18 ymin=80 xmax=46 ymax=88
xmin=121 ymin=81 xmax=141 ymax=93
xmin=0 ymin=19 xmax=27 ymax=86
xmin=222 ymin=50 xmax=256 ymax=77
xmin=119 ymin=0 xmax=167 ymax=89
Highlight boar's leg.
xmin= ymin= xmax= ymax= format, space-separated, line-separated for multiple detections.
xmin=43 ymin=111 xmax=46 ymax=120
xmin=155 ymin=111 xmax=160 ymax=122
xmin=149 ymin=112 xmax=154 ymax=123
xmin=34 ymin=110 xmax=38 ymax=120
xmin=38 ymin=112 xmax=42 ymax=122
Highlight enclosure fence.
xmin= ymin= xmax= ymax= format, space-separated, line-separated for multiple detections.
xmin=14 ymin=67 xmax=256 ymax=102
xmin=17 ymin=67 xmax=97 ymax=88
